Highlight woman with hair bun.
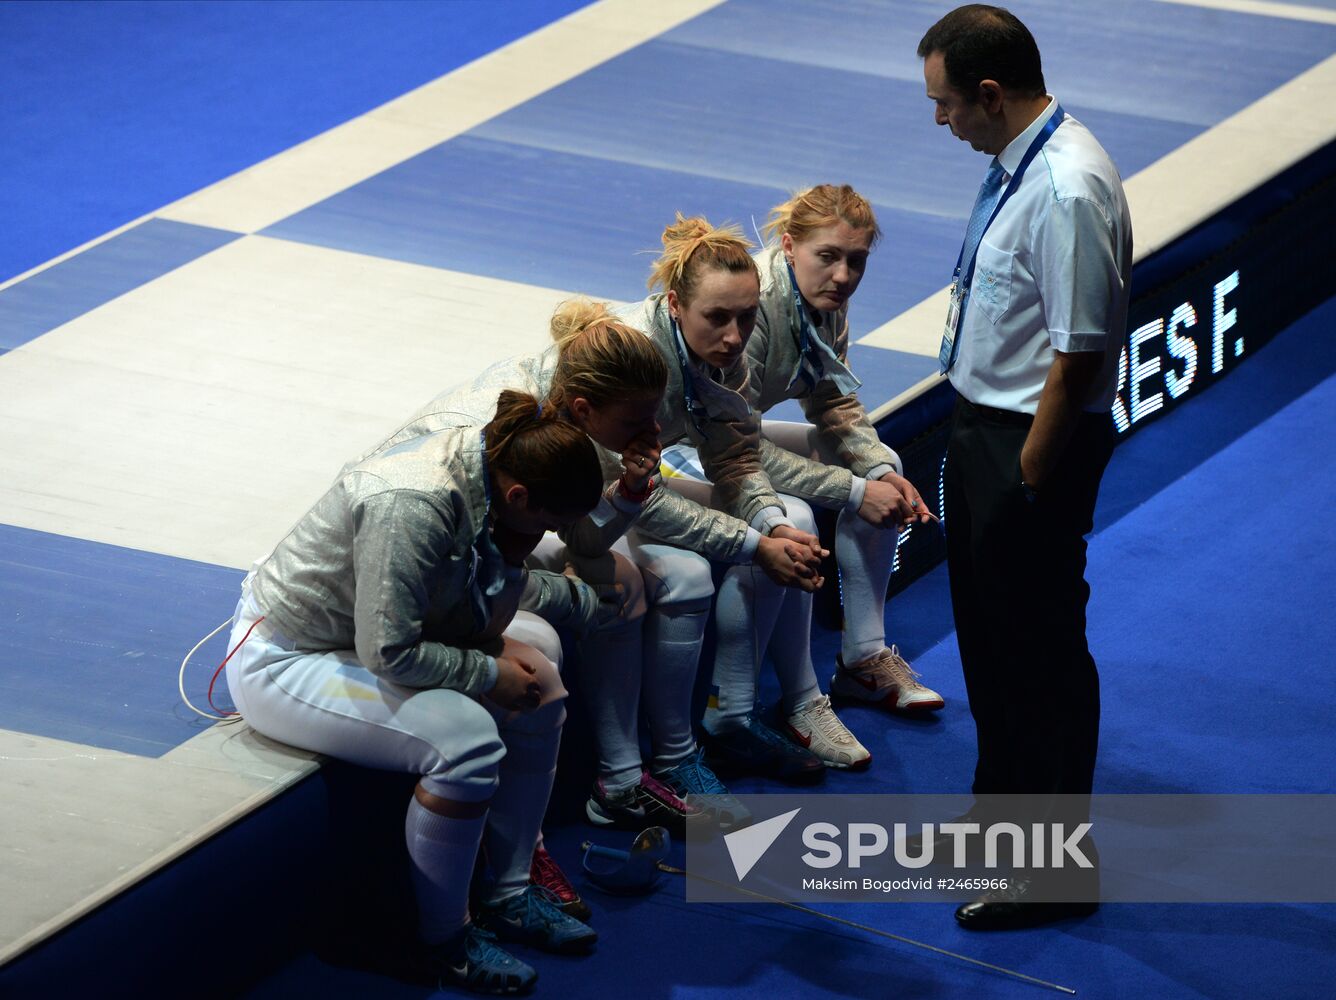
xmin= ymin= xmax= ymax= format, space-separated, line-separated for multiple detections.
xmin=225 ymin=391 xmax=605 ymax=995
xmin=615 ymin=213 xmax=874 ymax=784
xmin=750 ymin=184 xmax=943 ymax=714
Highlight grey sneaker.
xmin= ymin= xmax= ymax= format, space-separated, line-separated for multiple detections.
xmin=832 ymin=646 xmax=944 ymax=712
xmin=785 ymin=694 xmax=871 ymax=769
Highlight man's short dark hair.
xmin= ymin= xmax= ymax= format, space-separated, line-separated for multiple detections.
xmin=917 ymin=4 xmax=1045 ymax=100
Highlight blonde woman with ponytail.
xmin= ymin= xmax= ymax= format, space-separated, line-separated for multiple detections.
xmin=748 ymin=184 xmax=944 ymax=714
xmin=614 ymin=213 xmax=874 ymax=785
xmin=225 ymin=393 xmax=605 ymax=995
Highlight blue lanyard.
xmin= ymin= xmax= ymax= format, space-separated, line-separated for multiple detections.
xmin=785 ymin=260 xmax=822 ymax=391
xmin=669 ymin=316 xmax=711 ymax=434
xmin=952 ymin=104 xmax=1064 ymax=292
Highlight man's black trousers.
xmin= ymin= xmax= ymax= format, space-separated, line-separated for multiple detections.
xmin=943 ymin=394 xmax=1116 ymax=799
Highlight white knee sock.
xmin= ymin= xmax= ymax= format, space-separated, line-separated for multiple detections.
xmin=405 ymin=795 xmax=488 ymax=944
xmin=835 ymin=508 xmax=899 ymax=666
xmin=482 ymin=726 xmax=561 ymax=905
xmin=576 ymin=618 xmax=644 ymax=792
xmin=643 ymin=599 xmax=709 ymax=771
xmin=767 ymin=586 xmax=821 ymax=715
xmin=704 ymin=564 xmax=784 ymax=733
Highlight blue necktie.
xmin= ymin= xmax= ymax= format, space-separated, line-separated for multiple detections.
xmin=940 ymin=158 xmax=1007 ymax=373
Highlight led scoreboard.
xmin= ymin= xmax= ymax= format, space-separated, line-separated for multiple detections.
xmin=1115 ymin=270 xmax=1240 ymax=433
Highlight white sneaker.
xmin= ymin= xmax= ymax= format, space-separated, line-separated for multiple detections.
xmin=832 ymin=646 xmax=945 ymax=712
xmin=785 ymin=694 xmax=871 ymax=769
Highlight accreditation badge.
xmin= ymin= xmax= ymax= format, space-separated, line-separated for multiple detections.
xmin=938 ymin=280 xmax=964 ymax=373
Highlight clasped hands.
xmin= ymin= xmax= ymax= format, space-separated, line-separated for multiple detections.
xmin=756 ymin=524 xmax=828 ymax=592
xmin=858 ymin=470 xmax=937 ymax=528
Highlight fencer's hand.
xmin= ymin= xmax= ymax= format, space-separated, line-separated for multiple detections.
xmin=563 ymin=566 xmax=627 ymax=630
xmin=874 ymin=470 xmax=937 ymax=526
xmin=769 ymin=524 xmax=827 ymax=570
xmin=755 ymin=534 xmax=825 ymax=592
xmin=492 ymin=656 xmax=541 ymax=713
xmin=494 ymin=640 xmax=545 ymax=710
xmin=589 ymin=581 xmax=627 ymax=627
xmin=620 ymin=429 xmax=662 ymax=494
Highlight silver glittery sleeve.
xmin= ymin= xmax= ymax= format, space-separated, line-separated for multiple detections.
xmin=632 ymin=482 xmax=753 ymax=563
xmin=798 ymin=311 xmax=901 ymax=480
xmin=346 ymin=488 xmax=496 ymax=693
xmin=704 ymin=358 xmax=788 ymax=527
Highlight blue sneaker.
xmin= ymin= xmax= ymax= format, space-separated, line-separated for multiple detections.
xmin=479 ymin=885 xmax=599 ymax=955
xmin=427 ymin=924 xmax=537 ymax=995
xmin=655 ymin=748 xmax=752 ymax=831
xmin=702 ymin=713 xmax=826 ymax=784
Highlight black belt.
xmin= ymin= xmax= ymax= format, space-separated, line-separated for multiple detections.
xmin=957 ymin=394 xmax=1033 ymax=427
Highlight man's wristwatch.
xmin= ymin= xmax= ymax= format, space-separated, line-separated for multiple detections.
xmin=1020 ymin=478 xmax=1040 ymax=503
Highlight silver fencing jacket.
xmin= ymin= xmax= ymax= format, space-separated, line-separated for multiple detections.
xmin=251 ymin=426 xmax=596 ymax=695
xmin=615 ymin=294 xmax=791 ymax=543
xmin=747 ymin=245 xmax=901 ymax=500
xmin=361 ymin=343 xmax=757 ymax=565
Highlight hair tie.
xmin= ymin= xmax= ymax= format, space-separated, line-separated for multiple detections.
xmin=535 ymin=400 xmax=544 ymax=420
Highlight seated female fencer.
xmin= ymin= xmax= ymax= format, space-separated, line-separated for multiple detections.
xmin=665 ymin=185 xmax=943 ymax=729
xmin=615 ymin=214 xmax=873 ymax=781
xmin=225 ymin=391 xmax=610 ymax=995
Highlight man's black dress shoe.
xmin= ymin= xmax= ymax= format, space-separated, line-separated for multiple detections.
xmin=954 ymin=877 xmax=1098 ymax=930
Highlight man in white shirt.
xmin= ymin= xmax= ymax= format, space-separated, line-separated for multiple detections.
xmin=919 ymin=4 xmax=1132 ymax=929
